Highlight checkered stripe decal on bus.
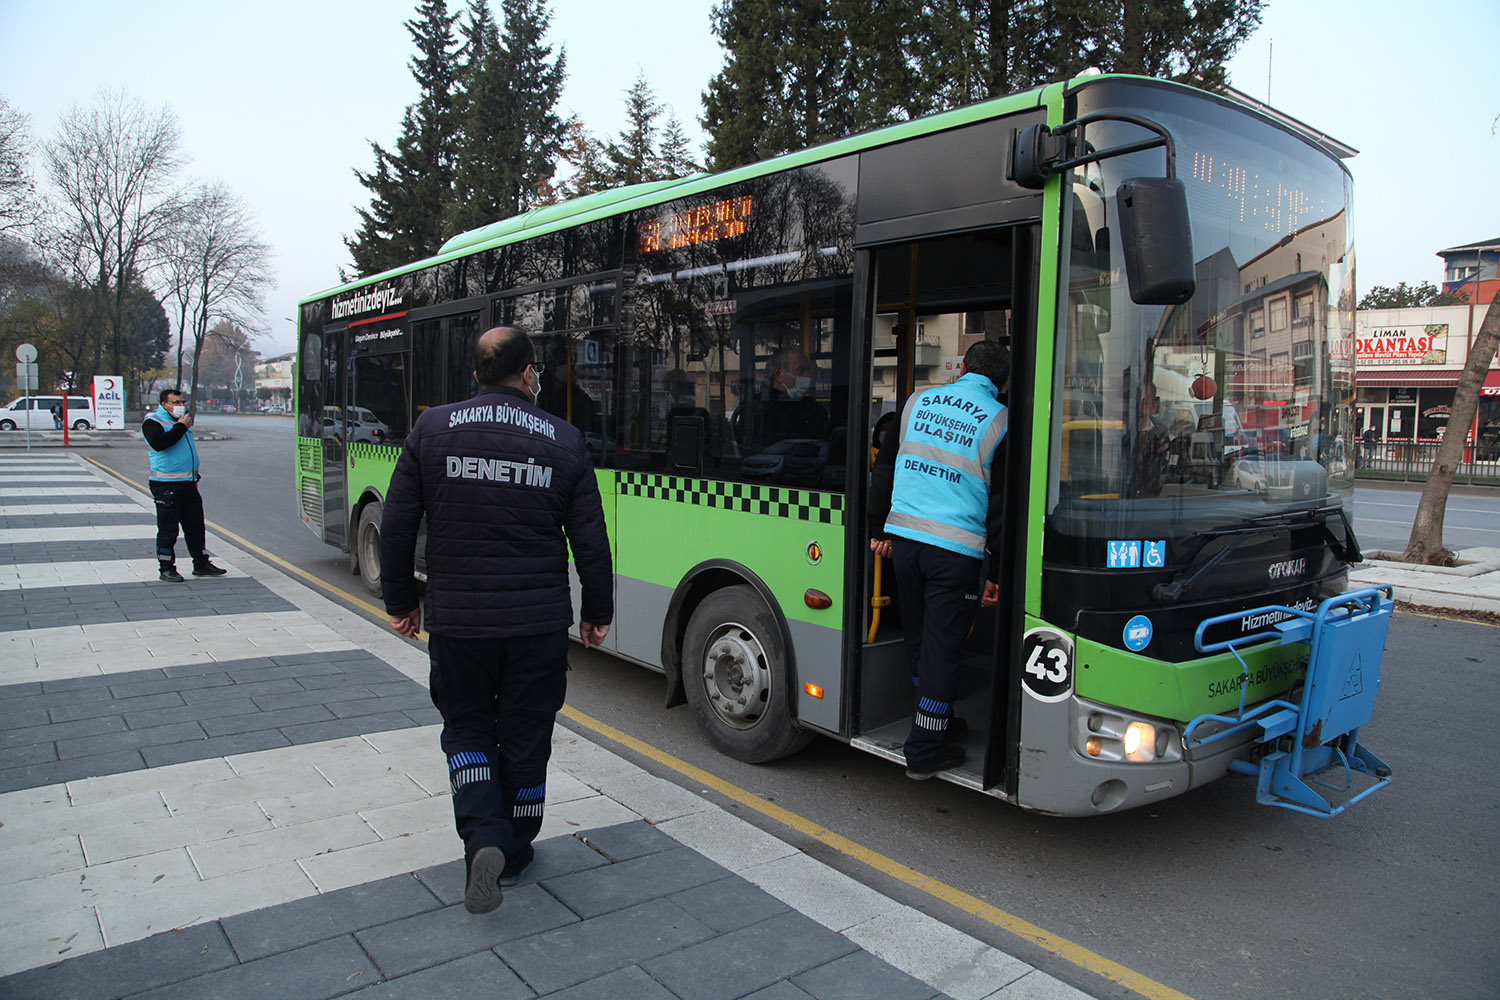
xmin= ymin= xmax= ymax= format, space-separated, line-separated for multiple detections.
xmin=346 ymin=441 xmax=402 ymax=462
xmin=616 ymin=472 xmax=845 ymax=524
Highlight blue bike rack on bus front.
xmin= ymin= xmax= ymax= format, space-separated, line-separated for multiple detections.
xmin=1185 ymin=586 xmax=1395 ymax=818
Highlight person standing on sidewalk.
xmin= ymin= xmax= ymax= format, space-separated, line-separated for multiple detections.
xmin=381 ymin=326 xmax=613 ymax=915
xmin=868 ymin=340 xmax=1009 ymax=780
xmin=142 ymin=388 xmax=225 ymax=583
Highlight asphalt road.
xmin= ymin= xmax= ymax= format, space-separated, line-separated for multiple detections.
xmin=1352 ymin=481 xmax=1500 ymax=555
xmin=81 ymin=415 xmax=1500 ymax=1000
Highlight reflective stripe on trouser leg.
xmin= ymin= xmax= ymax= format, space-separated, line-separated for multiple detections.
xmin=914 ymin=696 xmax=953 ymax=736
xmin=506 ymin=781 xmax=547 ymax=847
xmin=449 ymin=749 xmax=494 ymax=794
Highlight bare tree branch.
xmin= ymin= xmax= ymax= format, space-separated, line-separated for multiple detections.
xmin=40 ymin=89 xmax=185 ymax=380
xmin=159 ymin=181 xmax=272 ymax=407
xmin=0 ymin=93 xmax=40 ymax=237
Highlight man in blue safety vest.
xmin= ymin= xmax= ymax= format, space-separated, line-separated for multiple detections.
xmin=142 ymin=388 xmax=225 ymax=583
xmin=869 ymin=340 xmax=1010 ymax=779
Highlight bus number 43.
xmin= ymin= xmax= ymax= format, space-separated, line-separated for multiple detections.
xmin=1021 ymin=631 xmax=1072 ymax=701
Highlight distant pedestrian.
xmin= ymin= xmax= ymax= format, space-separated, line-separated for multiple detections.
xmin=142 ymin=388 xmax=226 ymax=582
xmin=50 ymin=403 xmax=61 ymax=429
xmin=381 ymin=326 xmax=613 ymax=915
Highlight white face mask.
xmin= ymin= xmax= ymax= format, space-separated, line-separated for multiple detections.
xmin=528 ymin=369 xmax=541 ymax=404
xmin=170 ymin=405 xmax=186 ymax=419
xmin=785 ymin=375 xmax=813 ymax=401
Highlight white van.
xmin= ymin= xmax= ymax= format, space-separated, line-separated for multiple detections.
xmin=0 ymin=395 xmax=97 ymax=431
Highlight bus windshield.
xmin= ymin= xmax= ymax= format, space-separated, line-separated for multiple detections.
xmin=1050 ymin=81 xmax=1356 ymax=538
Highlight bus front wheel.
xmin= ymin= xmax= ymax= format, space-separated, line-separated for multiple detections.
xmin=682 ymin=586 xmax=812 ymax=764
xmin=357 ymin=502 xmax=383 ymax=597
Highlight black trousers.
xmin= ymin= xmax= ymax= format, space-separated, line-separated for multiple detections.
xmin=149 ymin=480 xmax=207 ymax=569
xmin=890 ymin=538 xmax=982 ymax=768
xmin=428 ymin=631 xmax=568 ymax=859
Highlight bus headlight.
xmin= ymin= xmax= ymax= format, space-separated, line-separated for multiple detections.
xmin=1074 ymin=703 xmax=1181 ymax=764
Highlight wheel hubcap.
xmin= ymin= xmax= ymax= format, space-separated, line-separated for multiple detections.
xmin=702 ymin=621 xmax=770 ymax=729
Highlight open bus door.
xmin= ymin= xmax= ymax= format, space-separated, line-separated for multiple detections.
xmin=848 ymin=226 xmax=1036 ymax=797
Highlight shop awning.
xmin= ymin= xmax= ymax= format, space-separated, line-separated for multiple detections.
xmin=1356 ymin=368 xmax=1462 ymax=388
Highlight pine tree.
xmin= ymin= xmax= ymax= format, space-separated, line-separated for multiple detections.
xmin=346 ymin=0 xmax=461 ymax=276
xmin=605 ymin=72 xmax=663 ymax=187
xmin=492 ymin=0 xmax=567 ymax=217
xmin=702 ymin=0 xmax=922 ymax=169
xmin=657 ymin=112 xmax=702 ymax=180
xmin=703 ymin=0 xmax=1265 ymax=170
xmin=447 ymin=0 xmax=512 ymax=237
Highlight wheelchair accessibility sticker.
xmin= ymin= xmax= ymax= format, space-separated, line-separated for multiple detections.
xmin=1107 ymin=540 xmax=1166 ymax=568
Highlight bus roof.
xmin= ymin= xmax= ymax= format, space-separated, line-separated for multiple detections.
xmin=302 ymin=73 xmax=1345 ymax=306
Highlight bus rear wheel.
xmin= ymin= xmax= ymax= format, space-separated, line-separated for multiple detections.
xmin=357 ymin=502 xmax=383 ymax=597
xmin=682 ymin=586 xmax=812 ymax=764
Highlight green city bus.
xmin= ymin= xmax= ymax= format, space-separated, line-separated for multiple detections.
xmin=296 ymin=73 xmax=1381 ymax=816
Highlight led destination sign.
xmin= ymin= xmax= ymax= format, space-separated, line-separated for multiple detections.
xmin=640 ymin=195 xmax=753 ymax=254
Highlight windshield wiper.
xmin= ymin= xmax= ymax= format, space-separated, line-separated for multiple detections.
xmin=1151 ymin=506 xmax=1359 ymax=604
xmin=1151 ymin=523 xmax=1283 ymax=603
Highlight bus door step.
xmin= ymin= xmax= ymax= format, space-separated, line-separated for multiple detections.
xmin=1188 ymin=587 xmax=1395 ymax=818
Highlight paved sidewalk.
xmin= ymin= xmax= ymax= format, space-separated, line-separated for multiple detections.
xmin=1350 ymin=547 xmax=1500 ymax=615
xmin=0 ymin=452 xmax=1082 ymax=1000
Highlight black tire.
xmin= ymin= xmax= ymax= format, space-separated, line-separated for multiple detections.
xmin=681 ymin=585 xmax=812 ymax=763
xmin=0 ymin=419 xmax=14 ymax=431
xmin=72 ymin=419 xmax=90 ymax=430
xmin=357 ymin=502 xmax=383 ymax=597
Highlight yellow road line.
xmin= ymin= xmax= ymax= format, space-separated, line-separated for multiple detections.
xmin=82 ymin=451 xmax=1188 ymax=999
xmin=559 ymin=705 xmax=1195 ymax=1000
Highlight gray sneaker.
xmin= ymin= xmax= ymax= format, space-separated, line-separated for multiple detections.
xmin=159 ymin=568 xmax=185 ymax=583
xmin=464 ymin=846 xmax=505 ymax=914
xmin=499 ymin=844 xmax=534 ymax=887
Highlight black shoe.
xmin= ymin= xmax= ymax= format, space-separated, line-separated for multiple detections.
xmin=159 ymin=568 xmax=185 ymax=583
xmin=192 ymin=562 xmax=227 ymax=577
xmin=906 ymin=743 xmax=966 ymax=780
xmin=499 ymin=844 xmax=534 ymax=887
xmin=464 ymin=845 xmax=505 ymax=914
xmin=946 ymin=716 xmax=969 ymax=743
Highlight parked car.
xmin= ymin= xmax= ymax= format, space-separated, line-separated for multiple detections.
xmin=742 ymin=437 xmax=827 ymax=486
xmin=0 ymin=395 xmax=95 ymax=431
xmin=322 ymin=405 xmax=392 ymax=444
xmin=1225 ymin=456 xmax=1328 ymax=500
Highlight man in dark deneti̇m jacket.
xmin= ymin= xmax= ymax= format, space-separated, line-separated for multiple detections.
xmin=381 ymin=326 xmax=613 ymax=915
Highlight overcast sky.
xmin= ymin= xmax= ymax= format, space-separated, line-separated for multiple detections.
xmin=3 ymin=0 xmax=1496 ymax=359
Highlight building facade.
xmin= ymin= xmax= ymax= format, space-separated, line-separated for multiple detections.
xmin=1354 ymin=303 xmax=1500 ymax=460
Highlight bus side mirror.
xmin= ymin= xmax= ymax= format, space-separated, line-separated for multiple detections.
xmin=1117 ymin=178 xmax=1196 ymax=305
xmin=1012 ymin=124 xmax=1065 ymax=189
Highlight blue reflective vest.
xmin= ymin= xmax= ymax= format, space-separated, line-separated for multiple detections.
xmin=886 ymin=373 xmax=1007 ymax=559
xmin=144 ymin=407 xmax=199 ymax=482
